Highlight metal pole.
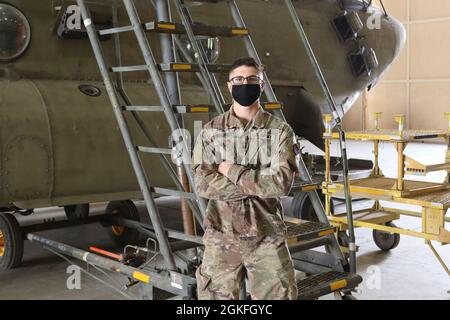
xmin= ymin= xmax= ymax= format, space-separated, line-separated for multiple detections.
xmin=155 ymin=0 xmax=181 ymax=108
xmin=121 ymin=0 xmax=208 ymax=220
xmin=27 ymin=233 xmax=152 ymax=284
xmin=77 ymin=0 xmax=177 ymax=271
xmin=155 ymin=0 xmax=196 ymax=236
xmin=112 ymin=1 xmax=124 ymax=91
xmin=284 ymin=0 xmax=357 ymax=273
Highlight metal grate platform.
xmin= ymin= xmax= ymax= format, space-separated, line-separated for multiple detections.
xmin=297 ymin=271 xmax=363 ymax=300
xmin=285 ymin=220 xmax=335 ymax=242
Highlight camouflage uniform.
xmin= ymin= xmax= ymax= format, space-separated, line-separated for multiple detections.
xmin=191 ymin=106 xmax=299 ymax=300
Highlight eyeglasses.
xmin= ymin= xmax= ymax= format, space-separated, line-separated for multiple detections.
xmin=228 ymin=75 xmax=263 ymax=85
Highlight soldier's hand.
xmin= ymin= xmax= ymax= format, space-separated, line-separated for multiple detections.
xmin=218 ymin=161 xmax=233 ymax=177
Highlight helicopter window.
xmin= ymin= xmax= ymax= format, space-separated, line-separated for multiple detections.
xmin=178 ymin=35 xmax=221 ymax=63
xmin=332 ymin=11 xmax=363 ymax=42
xmin=0 ymin=4 xmax=31 ymax=62
xmin=348 ymin=47 xmax=379 ymax=77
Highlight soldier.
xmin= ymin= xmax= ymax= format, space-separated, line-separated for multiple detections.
xmin=191 ymin=57 xmax=299 ymax=300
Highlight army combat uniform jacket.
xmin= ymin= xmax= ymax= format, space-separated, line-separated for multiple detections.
xmin=192 ymin=105 xmax=300 ymax=238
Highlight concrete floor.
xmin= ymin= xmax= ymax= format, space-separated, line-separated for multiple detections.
xmin=0 ymin=140 xmax=449 ymax=300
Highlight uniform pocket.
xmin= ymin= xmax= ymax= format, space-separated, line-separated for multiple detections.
xmin=195 ymin=266 xmax=215 ymax=300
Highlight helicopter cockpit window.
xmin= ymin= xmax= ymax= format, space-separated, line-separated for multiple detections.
xmin=0 ymin=4 xmax=31 ymax=62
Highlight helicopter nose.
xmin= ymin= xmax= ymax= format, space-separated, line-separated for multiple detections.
xmin=359 ymin=7 xmax=406 ymax=83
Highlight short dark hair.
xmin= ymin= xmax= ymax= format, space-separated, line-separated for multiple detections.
xmin=229 ymin=57 xmax=265 ymax=75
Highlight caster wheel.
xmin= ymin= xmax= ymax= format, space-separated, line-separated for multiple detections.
xmin=373 ymin=222 xmax=400 ymax=251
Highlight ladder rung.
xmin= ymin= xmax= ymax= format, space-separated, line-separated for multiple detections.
xmin=111 ymin=64 xmax=232 ymax=73
xmin=159 ymin=63 xmax=232 ymax=73
xmin=124 ymin=106 xmax=165 ymax=112
xmin=112 ymin=63 xmax=233 ymax=74
xmin=145 ymin=21 xmax=249 ymax=37
xmin=99 ymin=25 xmax=134 ymax=35
xmin=137 ymin=146 xmax=173 ymax=155
xmin=99 ymin=22 xmax=248 ymax=38
xmin=124 ymin=105 xmax=212 ymax=113
xmin=174 ymin=105 xmax=212 ymax=114
xmin=262 ymin=102 xmax=283 ymax=110
xmin=152 ymin=187 xmax=196 ymax=200
xmin=111 ymin=65 xmax=148 ymax=73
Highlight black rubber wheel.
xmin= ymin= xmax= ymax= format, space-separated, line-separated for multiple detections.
xmin=64 ymin=204 xmax=90 ymax=220
xmin=0 ymin=213 xmax=24 ymax=271
xmin=373 ymin=222 xmax=400 ymax=251
xmin=106 ymin=200 xmax=140 ymax=247
xmin=290 ymin=192 xmax=333 ymax=222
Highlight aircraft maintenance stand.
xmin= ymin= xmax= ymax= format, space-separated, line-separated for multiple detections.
xmin=322 ymin=113 xmax=450 ymax=276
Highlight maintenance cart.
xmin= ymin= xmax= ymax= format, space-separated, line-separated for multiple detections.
xmin=322 ymin=113 xmax=450 ymax=276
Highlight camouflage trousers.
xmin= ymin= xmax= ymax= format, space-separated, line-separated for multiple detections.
xmin=196 ymin=228 xmax=297 ymax=300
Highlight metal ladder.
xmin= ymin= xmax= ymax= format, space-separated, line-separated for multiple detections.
xmin=76 ymin=0 xmax=211 ymax=272
xmin=77 ymin=0 xmax=360 ymax=299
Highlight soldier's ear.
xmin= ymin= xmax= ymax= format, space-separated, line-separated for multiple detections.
xmin=227 ymin=80 xmax=232 ymax=91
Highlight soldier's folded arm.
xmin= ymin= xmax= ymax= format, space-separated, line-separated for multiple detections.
xmin=192 ymin=163 xmax=249 ymax=201
xmin=226 ymin=127 xmax=299 ymax=198
xmin=191 ymin=129 xmax=248 ymax=201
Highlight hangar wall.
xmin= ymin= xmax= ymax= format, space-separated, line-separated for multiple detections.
xmin=343 ymin=0 xmax=450 ymax=131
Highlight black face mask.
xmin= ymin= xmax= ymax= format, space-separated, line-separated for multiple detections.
xmin=232 ymin=84 xmax=261 ymax=107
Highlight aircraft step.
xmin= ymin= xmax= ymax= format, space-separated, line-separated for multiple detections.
xmin=297 ymin=271 xmax=362 ymax=300
xmin=111 ymin=63 xmax=232 ymax=73
xmin=286 ymin=220 xmax=335 ymax=245
xmin=123 ymin=105 xmax=212 ymax=114
xmin=100 ymin=21 xmax=249 ymax=38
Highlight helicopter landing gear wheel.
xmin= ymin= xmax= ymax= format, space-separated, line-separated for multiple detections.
xmin=106 ymin=200 xmax=140 ymax=246
xmin=0 ymin=213 xmax=23 ymax=271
